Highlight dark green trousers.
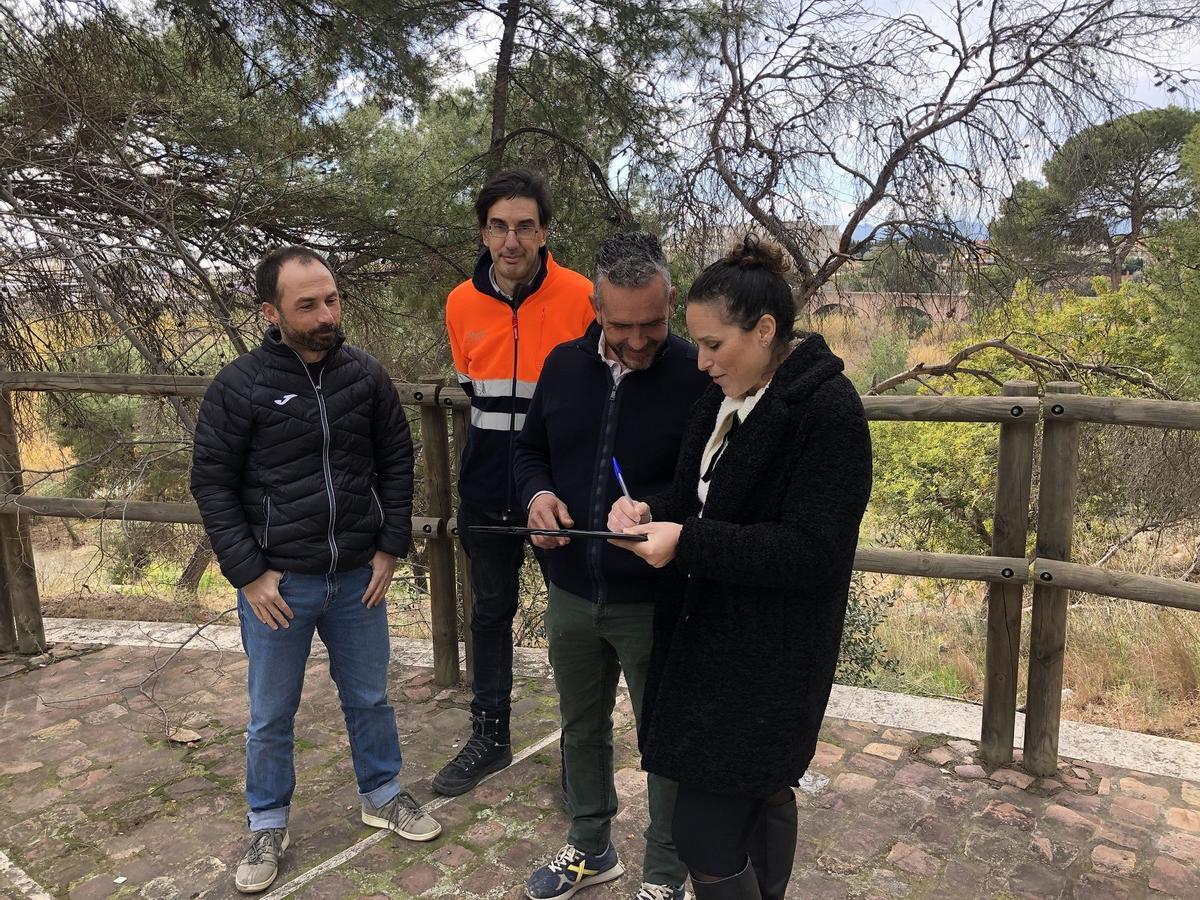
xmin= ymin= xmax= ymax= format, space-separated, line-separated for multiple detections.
xmin=546 ymin=583 xmax=687 ymax=887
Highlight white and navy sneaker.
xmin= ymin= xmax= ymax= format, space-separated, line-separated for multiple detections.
xmin=525 ymin=842 xmax=625 ymax=899
xmin=633 ymin=883 xmax=690 ymax=900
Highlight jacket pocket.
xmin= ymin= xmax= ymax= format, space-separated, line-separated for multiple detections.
xmin=370 ymin=487 xmax=385 ymax=529
xmin=261 ymin=495 xmax=272 ymax=549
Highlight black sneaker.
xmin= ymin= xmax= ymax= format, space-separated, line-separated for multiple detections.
xmin=431 ymin=731 xmax=513 ymax=795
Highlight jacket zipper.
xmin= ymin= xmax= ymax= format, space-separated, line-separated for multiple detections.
xmin=370 ymin=486 xmax=384 ymax=528
xmin=261 ymin=495 xmax=272 ymax=549
xmin=587 ymin=376 xmax=622 ymax=606
xmin=505 ymin=306 xmax=519 ymax=515
xmin=293 ymin=350 xmax=339 ymax=573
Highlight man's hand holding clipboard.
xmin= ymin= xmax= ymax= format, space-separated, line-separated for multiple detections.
xmin=526 ymin=491 xmax=574 ymax=549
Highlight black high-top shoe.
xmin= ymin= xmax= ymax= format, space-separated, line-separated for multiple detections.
xmin=431 ymin=711 xmax=513 ymax=796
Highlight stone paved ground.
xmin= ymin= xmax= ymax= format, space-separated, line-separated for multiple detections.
xmin=1 ymin=644 xmax=1200 ymax=899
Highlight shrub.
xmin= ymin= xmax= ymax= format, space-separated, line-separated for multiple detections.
xmin=836 ymin=573 xmax=900 ymax=687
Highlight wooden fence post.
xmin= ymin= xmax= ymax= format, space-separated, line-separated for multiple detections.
xmin=0 ymin=390 xmax=45 ymax=654
xmin=1024 ymin=381 xmax=1082 ymax=776
xmin=421 ymin=380 xmax=459 ymax=686
xmin=980 ymin=381 xmax=1038 ymax=768
xmin=0 ymin=542 xmax=15 ymax=654
xmin=448 ymin=401 xmax=474 ymax=686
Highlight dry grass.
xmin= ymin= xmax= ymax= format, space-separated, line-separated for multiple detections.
xmin=910 ymin=323 xmax=968 ymax=368
xmin=808 ymin=313 xmax=871 ymax=369
xmin=14 ymin=403 xmax=74 ymax=492
xmin=29 ymin=518 xmax=441 ymax=640
xmin=871 ymin=570 xmax=1200 ymax=743
xmin=1059 ymin=600 xmax=1200 ymax=738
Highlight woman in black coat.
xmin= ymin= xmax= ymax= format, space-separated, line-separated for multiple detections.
xmin=609 ymin=236 xmax=872 ymax=899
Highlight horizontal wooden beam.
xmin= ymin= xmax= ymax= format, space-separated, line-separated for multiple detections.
xmin=448 ymin=390 xmax=1033 ymax=421
xmin=3 ymin=376 xmax=1033 ymax=421
xmin=0 ymin=494 xmax=444 ymax=538
xmin=862 ymin=395 xmax=1033 ymax=423
xmin=451 ymin=518 xmax=1028 ymax=584
xmin=1044 ymin=393 xmax=1200 ymax=431
xmin=855 ymin=547 xmax=1029 ymax=583
xmin=1034 ymin=558 xmax=1200 ymax=613
xmin=397 ymin=383 xmax=442 ymax=406
xmin=0 ymin=372 xmax=212 ymax=398
xmin=9 ymin=376 xmax=1200 ymax=431
xmin=439 ymin=386 xmax=470 ymax=409
xmin=0 ymin=372 xmax=446 ymax=407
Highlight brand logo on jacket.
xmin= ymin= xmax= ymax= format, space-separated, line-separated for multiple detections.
xmin=274 ymin=394 xmax=298 ymax=406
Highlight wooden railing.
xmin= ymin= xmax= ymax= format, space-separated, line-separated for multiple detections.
xmin=0 ymin=373 xmax=460 ymax=685
xmin=1 ymin=373 xmax=1199 ymax=775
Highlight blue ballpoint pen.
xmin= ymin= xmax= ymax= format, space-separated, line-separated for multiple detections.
xmin=611 ymin=457 xmax=634 ymax=502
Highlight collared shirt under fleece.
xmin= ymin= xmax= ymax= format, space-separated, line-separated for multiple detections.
xmin=446 ymin=247 xmax=594 ymax=511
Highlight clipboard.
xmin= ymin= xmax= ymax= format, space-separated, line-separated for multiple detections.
xmin=465 ymin=525 xmax=648 ymax=542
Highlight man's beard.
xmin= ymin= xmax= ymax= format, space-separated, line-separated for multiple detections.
xmin=612 ymin=338 xmax=662 ymax=371
xmin=279 ymin=319 xmax=343 ymax=353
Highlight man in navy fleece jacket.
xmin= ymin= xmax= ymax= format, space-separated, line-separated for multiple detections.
xmin=513 ymin=233 xmax=709 ymax=900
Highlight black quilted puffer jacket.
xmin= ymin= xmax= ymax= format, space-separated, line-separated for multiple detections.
xmin=190 ymin=327 xmax=413 ymax=588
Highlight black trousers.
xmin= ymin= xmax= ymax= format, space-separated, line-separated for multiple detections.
xmin=456 ymin=503 xmax=546 ymax=717
xmin=672 ymin=784 xmax=766 ymax=876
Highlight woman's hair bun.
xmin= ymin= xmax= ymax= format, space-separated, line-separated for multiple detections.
xmin=723 ymin=233 xmax=790 ymax=276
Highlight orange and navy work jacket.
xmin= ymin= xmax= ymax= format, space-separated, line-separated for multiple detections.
xmin=446 ymin=248 xmax=594 ymax=511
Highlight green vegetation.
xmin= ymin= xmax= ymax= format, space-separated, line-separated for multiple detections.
xmin=835 ymin=574 xmax=900 ymax=688
xmin=990 ymin=107 xmax=1200 ymax=289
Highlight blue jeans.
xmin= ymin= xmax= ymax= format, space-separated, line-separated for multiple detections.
xmin=238 ymin=565 xmax=403 ymax=830
xmin=457 ymin=503 xmax=547 ymax=718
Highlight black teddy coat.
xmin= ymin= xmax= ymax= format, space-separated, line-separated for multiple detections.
xmin=639 ymin=333 xmax=872 ymax=798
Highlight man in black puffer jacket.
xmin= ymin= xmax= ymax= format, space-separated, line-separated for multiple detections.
xmin=191 ymin=246 xmax=440 ymax=895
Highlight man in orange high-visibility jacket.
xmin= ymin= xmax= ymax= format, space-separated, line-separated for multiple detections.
xmin=434 ymin=170 xmax=594 ymax=796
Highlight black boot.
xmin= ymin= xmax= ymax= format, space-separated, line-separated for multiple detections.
xmin=431 ymin=711 xmax=513 ymax=796
xmin=747 ymin=789 xmax=797 ymax=900
xmin=690 ymin=860 xmax=762 ymax=899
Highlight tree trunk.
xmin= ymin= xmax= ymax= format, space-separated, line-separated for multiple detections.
xmin=177 ymin=537 xmax=212 ymax=595
xmin=61 ymin=517 xmax=84 ymax=549
xmin=488 ymin=0 xmax=522 ymax=173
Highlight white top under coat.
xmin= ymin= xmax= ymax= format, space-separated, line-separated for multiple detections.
xmin=697 ymin=382 xmax=771 ymax=510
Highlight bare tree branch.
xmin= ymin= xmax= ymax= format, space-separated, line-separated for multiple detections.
xmin=868 ymin=337 xmax=1178 ymax=396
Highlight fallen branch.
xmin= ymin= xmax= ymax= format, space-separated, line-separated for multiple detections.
xmin=868 ymin=339 xmax=1177 ymax=398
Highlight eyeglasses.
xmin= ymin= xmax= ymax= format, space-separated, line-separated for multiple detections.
xmin=484 ymin=221 xmax=540 ymax=241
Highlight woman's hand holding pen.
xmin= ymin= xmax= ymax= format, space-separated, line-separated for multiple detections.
xmin=607 ymin=496 xmax=680 ymax=566
xmin=608 ymin=496 xmax=651 ymax=532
